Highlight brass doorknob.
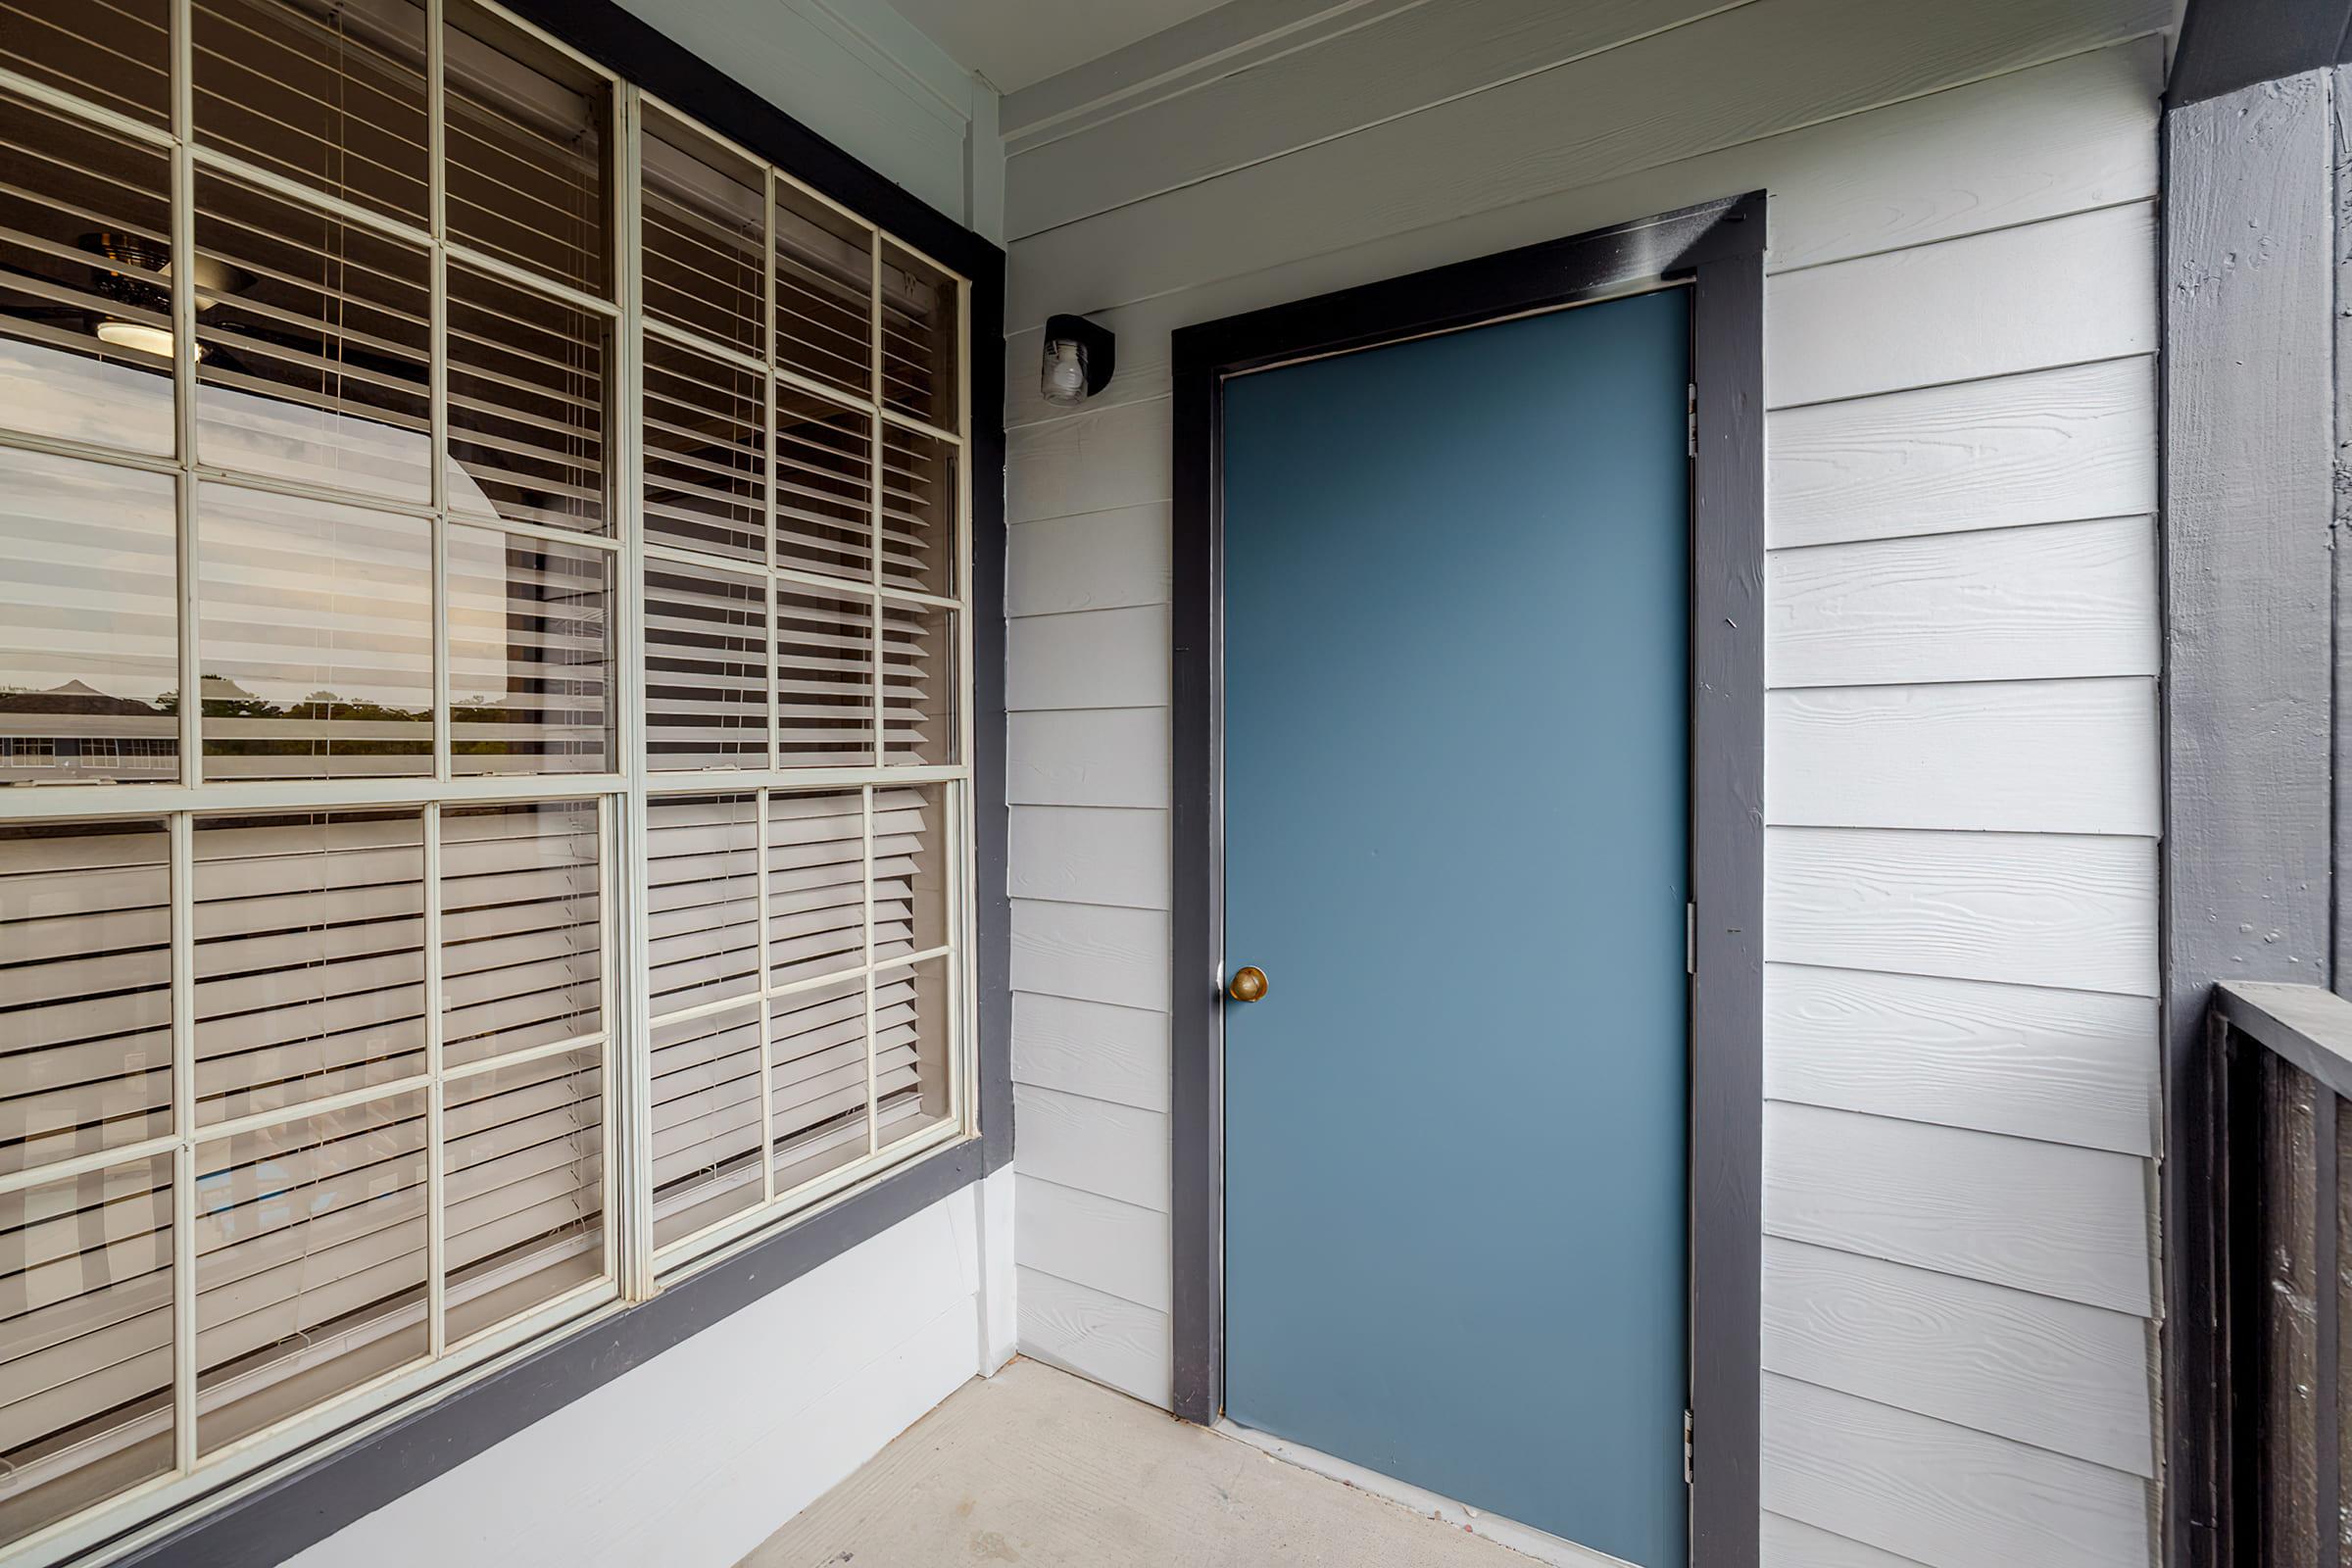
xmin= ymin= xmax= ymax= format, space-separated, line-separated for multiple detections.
xmin=1228 ymin=965 xmax=1268 ymax=1003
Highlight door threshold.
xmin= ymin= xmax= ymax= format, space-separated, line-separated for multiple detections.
xmin=1212 ymin=1419 xmax=1642 ymax=1568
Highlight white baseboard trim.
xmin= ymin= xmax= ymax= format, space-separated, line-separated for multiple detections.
xmin=1212 ymin=1420 xmax=1641 ymax=1568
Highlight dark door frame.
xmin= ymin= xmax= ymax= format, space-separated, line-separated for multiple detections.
xmin=1167 ymin=192 xmax=1766 ymax=1566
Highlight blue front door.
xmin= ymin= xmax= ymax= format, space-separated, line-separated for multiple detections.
xmin=1221 ymin=289 xmax=1691 ymax=1566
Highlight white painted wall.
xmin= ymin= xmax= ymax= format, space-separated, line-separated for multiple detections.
xmin=286 ymin=1170 xmax=1017 ymax=1568
xmin=995 ymin=2 xmax=2166 ymax=1563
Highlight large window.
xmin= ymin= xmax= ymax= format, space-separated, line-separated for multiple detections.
xmin=0 ymin=2 xmax=973 ymax=1560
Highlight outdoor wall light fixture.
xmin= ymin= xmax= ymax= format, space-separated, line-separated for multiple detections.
xmin=1041 ymin=312 xmax=1115 ymax=407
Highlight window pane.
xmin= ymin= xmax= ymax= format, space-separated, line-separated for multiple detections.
xmin=768 ymin=973 xmax=869 ymax=1195
xmin=0 ymin=1154 xmax=175 ymax=1544
xmin=195 ymin=1092 xmax=428 ymax=1453
xmin=446 ymin=264 xmax=608 ymax=534
xmin=645 ymin=562 xmax=767 ymax=770
xmin=773 ymin=178 xmax=869 ymax=398
xmin=765 ymin=790 xmax=863 ymax=989
xmin=2 ymin=0 xmax=171 ymax=127
xmin=647 ymin=794 xmax=758 ymax=1015
xmin=194 ymin=172 xmax=434 ymax=503
xmin=777 ymin=582 xmax=871 ymax=766
xmin=193 ymin=0 xmax=431 ymax=227
xmin=445 ymin=1045 xmax=603 ymax=1343
xmin=1 ymin=819 xmax=172 ymax=1175
xmin=448 ymin=525 xmax=612 ymax=774
xmin=873 ymin=956 xmax=952 ymax=1151
xmin=0 ymin=450 xmax=178 ymax=783
xmin=879 ymin=241 xmax=956 ymax=428
xmin=199 ymin=484 xmax=433 ymax=779
xmin=441 ymin=801 xmax=601 ymax=1068
xmin=443 ymin=0 xmax=608 ymax=295
xmin=880 ymin=600 xmax=954 ymax=765
xmin=193 ymin=811 xmax=426 ymax=1124
xmin=773 ymin=387 xmax=870 ymax=581
xmin=880 ymin=420 xmax=956 ymax=598
xmin=0 ymin=91 xmax=175 ymax=456
xmin=650 ymin=1004 xmax=760 ymax=1249
xmin=642 ymin=108 xmax=762 ymax=359
xmin=872 ymin=783 xmax=950 ymax=964
xmin=643 ymin=336 xmax=763 ymax=562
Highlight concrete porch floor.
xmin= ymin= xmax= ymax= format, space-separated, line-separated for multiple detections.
xmin=737 ymin=1357 xmax=1537 ymax=1567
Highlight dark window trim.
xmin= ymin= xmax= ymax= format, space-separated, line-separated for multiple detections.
xmin=2167 ymin=0 xmax=2352 ymax=108
xmin=104 ymin=3 xmax=1009 ymax=1563
xmin=1166 ymin=192 xmax=1765 ymax=1566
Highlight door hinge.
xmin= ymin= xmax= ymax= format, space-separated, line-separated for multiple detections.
xmin=1686 ymin=383 xmax=1697 ymax=458
xmin=1685 ymin=903 xmax=1695 ymax=975
xmin=1684 ymin=1409 xmax=1694 ymax=1485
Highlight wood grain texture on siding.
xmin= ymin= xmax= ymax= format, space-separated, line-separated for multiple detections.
xmin=1766 ymin=514 xmax=2158 ymax=688
xmin=1008 ymin=709 xmax=1170 ymax=808
xmin=1004 ymin=0 xmax=2166 ymax=327
xmin=1766 ymin=963 xmax=2159 ymax=1155
xmin=1017 ymin=1264 xmax=1174 ymax=1408
xmin=1766 ymin=677 xmax=2159 ymax=835
xmin=1012 ymin=990 xmax=1170 ymax=1112
xmin=1762 ymin=1374 xmax=2151 ymax=1568
xmin=1762 ymin=1510 xmax=1936 ymax=1568
xmin=1003 ymin=39 xmax=2159 ymax=413
xmin=1767 ymin=203 xmax=2156 ymax=409
xmin=1008 ymin=605 xmax=1172 ymax=710
xmin=1008 ymin=398 xmax=1173 ymax=522
xmin=1765 ymin=826 xmax=2157 ymax=997
xmin=1767 ymin=358 xmax=2156 ymax=548
xmin=1010 ymin=898 xmax=1172 ymax=1011
xmin=1763 ymin=1238 xmax=2155 ymax=1474
xmin=1009 ymin=806 xmax=1171 ymax=909
xmin=1764 ymin=1103 xmax=2152 ymax=1313
xmin=1016 ymin=1172 xmax=1173 ymax=1312
xmin=1013 ymin=1083 xmax=1170 ymax=1212
xmin=1004 ymin=0 xmax=1734 ymax=235
xmin=1007 ymin=505 xmax=1172 ymax=615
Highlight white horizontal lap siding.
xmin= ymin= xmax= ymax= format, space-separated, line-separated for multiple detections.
xmin=998 ymin=0 xmax=2162 ymax=1545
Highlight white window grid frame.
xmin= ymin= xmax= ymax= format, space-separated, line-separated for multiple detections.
xmin=0 ymin=0 xmax=979 ymax=1560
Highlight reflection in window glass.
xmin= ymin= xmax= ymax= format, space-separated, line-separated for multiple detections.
xmin=1 ymin=0 xmax=172 ymax=127
xmin=643 ymin=336 xmax=764 ymax=562
xmin=199 ymin=483 xmax=433 ymax=780
xmin=642 ymin=106 xmax=763 ymax=358
xmin=447 ymin=264 xmax=608 ymax=533
xmin=0 ymin=449 xmax=178 ymax=783
xmin=880 ymin=240 xmax=956 ymax=428
xmin=449 ymin=525 xmax=613 ymax=773
xmin=0 ymin=91 xmax=176 ymax=455
xmin=774 ymin=390 xmax=871 ymax=581
xmin=773 ymin=179 xmax=870 ymax=397
xmin=644 ymin=564 xmax=767 ymax=770
xmin=444 ymin=0 xmax=608 ymax=294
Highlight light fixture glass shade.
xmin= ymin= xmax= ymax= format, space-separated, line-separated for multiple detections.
xmin=95 ymin=318 xmax=180 ymax=360
xmin=1040 ymin=337 xmax=1089 ymax=407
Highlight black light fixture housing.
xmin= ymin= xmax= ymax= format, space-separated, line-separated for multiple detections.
xmin=1040 ymin=312 xmax=1115 ymax=407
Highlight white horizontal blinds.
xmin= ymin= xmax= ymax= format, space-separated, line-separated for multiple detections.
xmin=772 ymin=178 xmax=870 ymax=399
xmin=442 ymin=0 xmax=607 ymax=298
xmin=0 ymin=89 xmax=176 ymax=455
xmin=777 ymin=582 xmax=874 ymax=765
xmin=878 ymin=239 xmax=955 ymax=430
xmin=192 ymin=1091 xmax=430 ymax=1454
xmin=445 ymin=263 xmax=607 ymax=534
xmin=774 ymin=389 xmax=872 ymax=581
xmin=647 ymin=794 xmax=760 ymax=1014
xmin=764 ymin=790 xmax=863 ymax=989
xmin=644 ymin=562 xmax=767 ymax=769
xmin=872 ymin=784 xmax=951 ymax=1150
xmin=879 ymin=420 xmax=955 ymax=598
xmin=438 ymin=802 xmax=601 ymax=1068
xmin=442 ymin=1043 xmax=602 ymax=1342
xmin=648 ymin=1006 xmax=760 ymax=1248
xmin=0 ymin=1153 xmax=176 ymax=1545
xmin=0 ymin=452 xmax=178 ymax=783
xmin=447 ymin=525 xmax=612 ymax=772
xmin=0 ymin=0 xmax=172 ymax=127
xmin=642 ymin=333 xmax=764 ymax=562
xmin=190 ymin=0 xmax=431 ymax=229
xmin=872 ymin=956 xmax=951 ymax=1152
xmin=764 ymin=974 xmax=871 ymax=1192
xmin=0 ymin=821 xmax=174 ymax=1175
xmin=196 ymin=481 xmax=435 ymax=779
xmin=881 ymin=599 xmax=955 ymax=765
xmin=192 ymin=811 xmax=428 ymax=1124
xmin=192 ymin=171 xmax=434 ymax=503
xmin=640 ymin=106 xmax=761 ymax=360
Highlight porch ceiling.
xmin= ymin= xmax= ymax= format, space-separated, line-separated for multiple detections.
xmin=878 ymin=0 xmax=1230 ymax=91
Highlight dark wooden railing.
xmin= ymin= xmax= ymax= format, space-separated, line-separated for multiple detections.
xmin=2207 ymin=982 xmax=2352 ymax=1566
